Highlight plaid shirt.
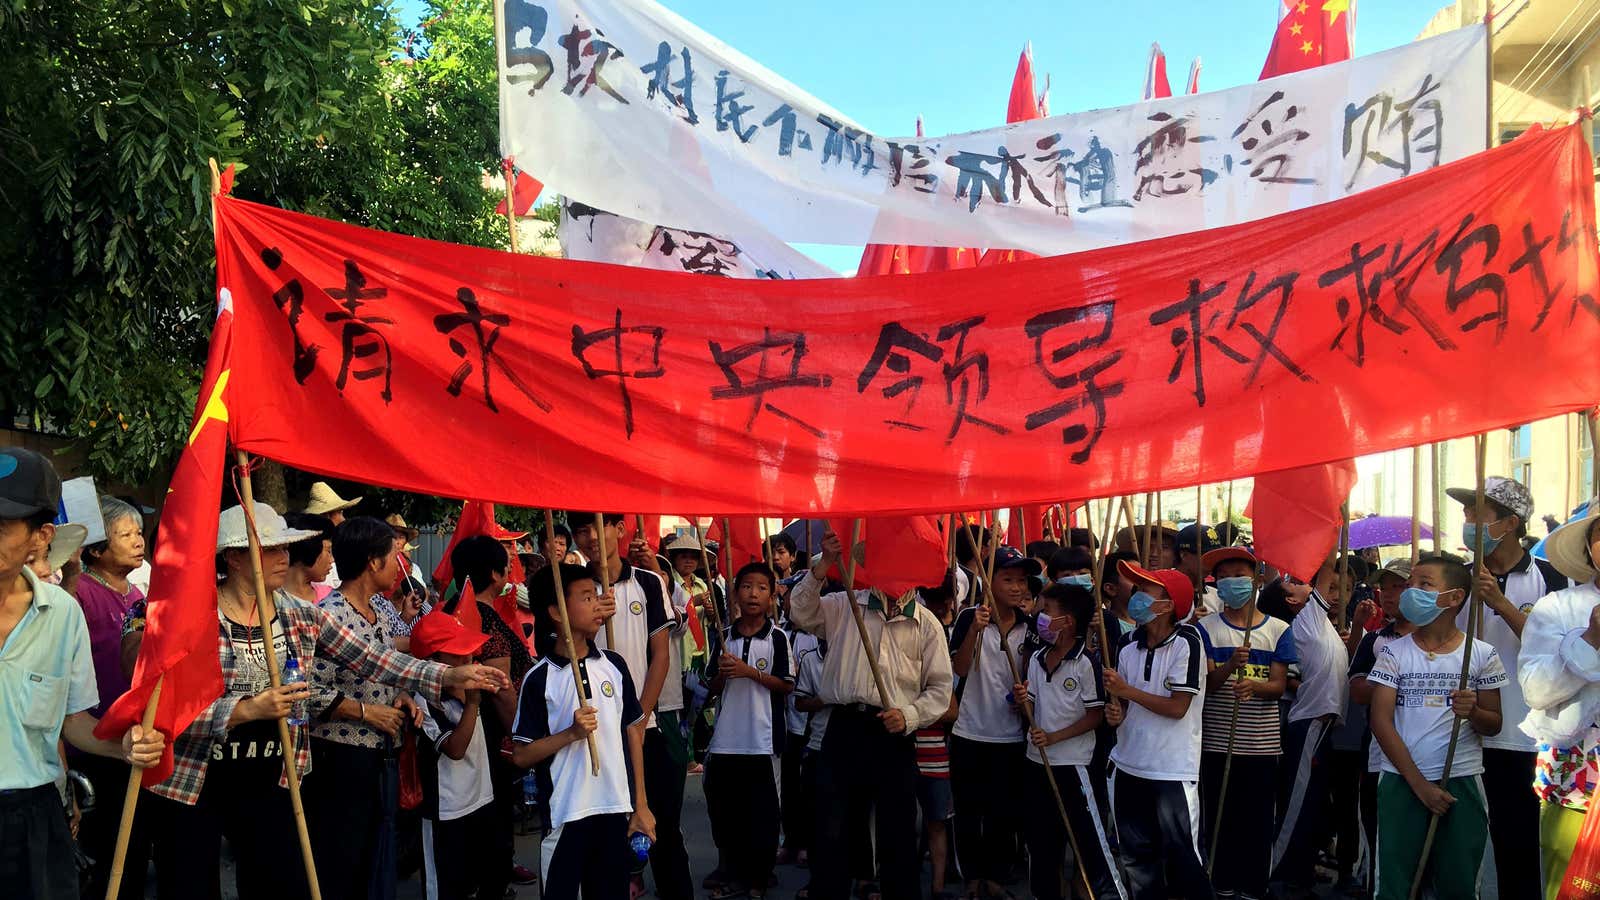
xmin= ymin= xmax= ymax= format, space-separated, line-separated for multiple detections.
xmin=148 ymin=590 xmax=446 ymax=805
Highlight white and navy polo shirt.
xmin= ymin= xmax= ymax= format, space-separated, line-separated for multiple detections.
xmin=949 ymin=606 xmax=1036 ymax=743
xmin=1480 ymin=551 xmax=1567 ymax=752
xmin=594 ymin=562 xmax=672 ymax=728
xmin=512 ymin=645 xmax=643 ymax=831
xmin=1024 ymin=639 xmax=1104 ymax=767
xmin=1107 ymin=622 xmax=1205 ymax=782
xmin=786 ymin=627 xmax=821 ymax=736
xmin=706 ymin=619 xmax=794 ymax=756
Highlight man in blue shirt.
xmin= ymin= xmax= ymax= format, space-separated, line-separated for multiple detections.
xmin=0 ymin=447 xmax=166 ymax=900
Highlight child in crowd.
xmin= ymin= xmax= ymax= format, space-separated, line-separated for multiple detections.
xmin=1367 ymin=557 xmax=1505 ymax=900
xmin=1347 ymin=558 xmax=1415 ymax=889
xmin=779 ymin=615 xmax=821 ymax=867
xmin=1103 ymin=561 xmax=1214 ymax=900
xmin=1013 ymin=583 xmax=1123 ymax=900
xmin=915 ymin=583 xmax=959 ymax=900
xmin=512 ymin=563 xmax=655 ymax=900
xmin=703 ymin=563 xmax=795 ymax=900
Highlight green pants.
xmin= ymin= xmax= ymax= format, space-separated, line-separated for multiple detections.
xmin=1542 ymin=801 xmax=1588 ymax=900
xmin=1374 ymin=772 xmax=1487 ymax=900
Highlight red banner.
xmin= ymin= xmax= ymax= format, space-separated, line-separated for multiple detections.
xmin=217 ymin=126 xmax=1599 ymax=516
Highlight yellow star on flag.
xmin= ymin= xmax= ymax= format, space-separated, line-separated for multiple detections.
xmin=188 ymin=369 xmax=230 ymax=445
xmin=1289 ymin=21 xmax=1304 ymax=35
xmin=1296 ymin=0 xmax=1309 ymax=13
xmin=1300 ymin=40 xmax=1315 ymax=54
xmin=1322 ymin=0 xmax=1350 ymax=24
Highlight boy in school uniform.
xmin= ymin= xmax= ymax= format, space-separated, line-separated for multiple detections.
xmin=1012 ymin=583 xmax=1124 ymax=900
xmin=781 ymin=616 xmax=822 ymax=866
xmin=948 ymin=546 xmax=1038 ymax=900
xmin=703 ymin=563 xmax=795 ymax=900
xmin=512 ymin=563 xmax=656 ymax=900
xmin=411 ymin=611 xmax=502 ymax=900
xmin=1367 ymin=556 xmax=1506 ymax=900
xmin=1195 ymin=546 xmax=1294 ymax=900
xmin=1102 ymin=561 xmax=1215 ymax=900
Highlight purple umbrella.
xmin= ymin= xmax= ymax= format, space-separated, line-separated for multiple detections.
xmin=1347 ymin=515 xmax=1435 ymax=550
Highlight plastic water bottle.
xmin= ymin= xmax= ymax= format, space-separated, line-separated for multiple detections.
xmin=629 ymin=832 xmax=653 ymax=862
xmin=522 ymin=773 xmax=539 ymax=808
xmin=282 ymin=658 xmax=309 ymax=726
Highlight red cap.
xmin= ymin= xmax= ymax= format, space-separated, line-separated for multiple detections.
xmin=409 ymin=609 xmax=489 ymax=659
xmin=1117 ymin=559 xmax=1195 ymax=620
xmin=486 ymin=522 xmax=528 ymax=541
xmin=1200 ymin=546 xmax=1256 ymax=573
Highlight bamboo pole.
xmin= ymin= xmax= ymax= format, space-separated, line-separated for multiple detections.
xmin=544 ymin=509 xmax=601 ymax=775
xmin=594 ymin=513 xmax=614 ymax=647
xmin=1432 ymin=444 xmax=1444 ymax=553
xmin=1086 ymin=497 xmax=1121 ymax=665
xmin=759 ymin=517 xmax=777 ymax=579
xmin=838 ymin=519 xmax=892 ymax=708
xmin=1120 ymin=496 xmax=1138 ymax=557
xmin=235 ymin=451 xmax=323 ymax=900
xmin=103 ymin=678 xmax=163 ymax=900
xmin=1154 ymin=493 xmax=1164 ymax=566
xmin=1142 ymin=494 xmax=1155 ymax=566
xmin=1195 ymin=484 xmax=1206 ymax=598
xmin=1336 ymin=501 xmax=1351 ymax=633
xmin=1207 ymin=587 xmax=1260 ymax=875
xmin=1225 ymin=481 xmax=1235 ymax=539
xmin=1590 ymin=407 xmax=1600 ymax=502
xmin=1407 ymin=432 xmax=1488 ymax=900
xmin=1412 ymin=447 xmax=1424 ymax=565
xmin=687 ymin=518 xmax=724 ymax=634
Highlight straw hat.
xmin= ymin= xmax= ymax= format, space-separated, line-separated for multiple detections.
xmin=46 ymin=523 xmax=88 ymax=573
xmin=664 ymin=533 xmax=714 ymax=559
xmin=302 ymin=481 xmax=361 ymax=515
xmin=1114 ymin=521 xmax=1179 ymax=553
xmin=386 ymin=513 xmax=420 ymax=551
xmin=1544 ymin=511 xmax=1600 ymax=584
xmin=217 ymin=502 xmax=321 ymax=551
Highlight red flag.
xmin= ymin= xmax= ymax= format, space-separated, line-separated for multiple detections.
xmin=858 ymin=117 xmax=980 ymax=277
xmin=717 ymin=516 xmax=766 ymax=580
xmin=1144 ymin=42 xmax=1173 ymax=100
xmin=448 ymin=580 xmax=484 ymax=637
xmin=1245 ymin=460 xmax=1357 ymax=581
xmin=432 ymin=500 xmax=496 ymax=587
xmin=623 ymin=514 xmax=663 ymax=553
xmin=1005 ymin=505 xmax=1051 ymax=548
xmin=1187 ymin=57 xmax=1202 ymax=94
xmin=1259 ymin=0 xmax=1354 ymax=80
xmin=979 ymin=47 xmax=1049 ymax=268
xmin=828 ymin=516 xmax=948 ymax=596
xmin=94 ymin=284 xmax=235 ymax=784
xmin=494 ymin=163 xmax=543 ymax=217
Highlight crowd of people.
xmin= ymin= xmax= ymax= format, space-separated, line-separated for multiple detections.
xmin=7 ymin=443 xmax=1600 ymax=900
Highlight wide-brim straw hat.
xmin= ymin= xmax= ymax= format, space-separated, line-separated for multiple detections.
xmin=218 ymin=502 xmax=321 ymax=551
xmin=385 ymin=513 xmax=420 ymax=551
xmin=46 ymin=524 xmax=88 ymax=572
xmin=1545 ymin=510 xmax=1600 ymax=584
xmin=302 ymin=481 xmax=361 ymax=515
xmin=1114 ymin=521 xmax=1180 ymax=553
xmin=663 ymin=533 xmax=714 ymax=559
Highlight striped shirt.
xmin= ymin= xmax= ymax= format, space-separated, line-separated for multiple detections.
xmin=1197 ymin=613 xmax=1296 ymax=755
xmin=914 ymin=726 xmax=950 ymax=778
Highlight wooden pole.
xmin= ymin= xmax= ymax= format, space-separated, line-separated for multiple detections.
xmin=687 ymin=518 xmax=724 ymax=633
xmin=544 ymin=509 xmax=601 ymax=775
xmin=234 ymin=450 xmax=323 ymax=900
xmin=1407 ymin=432 xmax=1488 ymax=900
xmin=1154 ymin=492 xmax=1164 ymax=566
xmin=1086 ymin=498 xmax=1120 ymax=665
xmin=1120 ymin=496 xmax=1138 ymax=558
xmin=635 ymin=514 xmax=647 ymax=552
xmin=103 ymin=678 xmax=163 ymax=900
xmin=1412 ymin=447 xmax=1424 ymax=565
xmin=1224 ymin=481 xmax=1235 ymax=539
xmin=947 ymin=512 xmax=959 ymax=580
xmin=1590 ymin=407 xmax=1600 ymax=502
xmin=594 ymin=513 xmax=614 ymax=647
xmin=1195 ymin=484 xmax=1206 ymax=598
xmin=1431 ymin=443 xmax=1444 ymax=553
xmin=1207 ymin=587 xmax=1260 ymax=875
xmin=1142 ymin=494 xmax=1155 ymax=566
xmin=759 ymin=516 xmax=777 ymax=579
xmin=838 ymin=519 xmax=892 ymax=708
xmin=1337 ymin=501 xmax=1351 ymax=633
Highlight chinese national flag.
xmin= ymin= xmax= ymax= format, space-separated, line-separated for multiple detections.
xmin=979 ymin=46 xmax=1048 ymax=268
xmin=1259 ymin=0 xmax=1354 ymax=80
xmin=432 ymin=500 xmax=496 ymax=588
xmin=495 ymin=166 xmax=543 ymax=217
xmin=827 ymin=516 xmax=948 ymax=597
xmin=1245 ymin=460 xmax=1357 ymax=581
xmin=858 ymin=117 xmax=980 ymax=277
xmin=1144 ymin=42 xmax=1173 ymax=100
xmin=94 ymin=288 xmax=234 ymax=785
xmin=623 ymin=514 xmax=663 ymax=554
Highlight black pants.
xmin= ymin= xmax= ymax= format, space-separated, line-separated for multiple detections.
xmin=157 ymin=773 xmax=311 ymax=900
xmin=706 ymin=753 xmax=780 ymax=890
xmin=424 ymin=804 xmax=506 ymax=900
xmin=75 ymin=752 xmax=152 ymax=900
xmin=643 ymin=719 xmax=694 ymax=900
xmin=1271 ymin=715 xmax=1332 ymax=888
xmin=1200 ymin=751 xmax=1275 ymax=899
xmin=814 ymin=704 xmax=921 ymax=900
xmin=1482 ymin=747 xmax=1540 ymax=898
xmin=949 ymin=736 xmax=1022 ymax=885
xmin=1023 ymin=761 xmax=1123 ymax=900
xmin=1360 ymin=769 xmax=1379 ymax=891
xmin=541 ymin=812 xmax=631 ymax=900
xmin=305 ymin=739 xmax=393 ymax=900
xmin=0 ymin=784 xmax=76 ymax=900
xmin=781 ymin=730 xmax=810 ymax=851
xmin=1326 ymin=748 xmax=1365 ymax=883
xmin=1111 ymin=767 xmax=1215 ymax=900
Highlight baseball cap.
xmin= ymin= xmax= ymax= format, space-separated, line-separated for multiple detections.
xmin=1446 ymin=476 xmax=1533 ymax=522
xmin=1176 ymin=523 xmax=1221 ymax=555
xmin=1117 ymin=559 xmax=1195 ymax=620
xmin=409 ymin=609 xmax=489 ymax=659
xmin=1201 ymin=545 xmax=1257 ymax=573
xmin=0 ymin=448 xmax=62 ymax=520
xmin=1369 ymin=558 xmax=1414 ymax=585
xmin=992 ymin=545 xmax=1043 ymax=578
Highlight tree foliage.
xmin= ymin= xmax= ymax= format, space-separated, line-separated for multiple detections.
xmin=1 ymin=0 xmax=511 ymax=487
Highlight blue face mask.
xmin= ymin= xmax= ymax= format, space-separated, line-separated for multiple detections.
xmin=1461 ymin=521 xmax=1504 ymax=557
xmin=1399 ymin=587 xmax=1448 ymax=627
xmin=1216 ymin=576 xmax=1255 ymax=610
xmin=1035 ymin=611 xmax=1063 ymax=645
xmin=1057 ymin=574 xmax=1094 ymax=588
xmin=1127 ymin=591 xmax=1159 ymax=625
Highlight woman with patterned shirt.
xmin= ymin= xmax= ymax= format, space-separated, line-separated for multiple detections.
xmin=127 ymin=504 xmax=508 ymax=900
xmin=1520 ymin=510 xmax=1600 ymax=900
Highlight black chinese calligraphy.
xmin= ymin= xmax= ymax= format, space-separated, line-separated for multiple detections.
xmin=644 ymin=227 xmax=739 ymax=276
xmin=434 ymin=289 xmax=552 ymax=414
xmin=1134 ymin=112 xmax=1219 ymax=200
xmin=762 ymin=104 xmax=813 ymax=157
xmin=856 ymin=319 xmax=1008 ymax=441
xmin=714 ymin=70 xmax=756 ymax=142
xmin=1024 ymin=303 xmax=1125 ymax=464
xmin=558 ymin=22 xmax=627 ymax=104
xmin=259 ymin=247 xmax=320 ymax=385
xmin=322 ymin=261 xmax=394 ymax=402
xmin=641 ymin=41 xmax=697 ymax=125
xmin=887 ymin=140 xmax=940 ymax=194
xmin=564 ymin=200 xmax=611 ymax=241
xmin=1066 ymin=136 xmax=1134 ymax=212
xmin=1150 ymin=271 xmax=1311 ymax=406
xmin=816 ymin=114 xmax=876 ymax=175
xmin=707 ymin=328 xmax=833 ymax=437
xmin=1343 ymin=74 xmax=1442 ymax=190
xmin=504 ymin=0 xmax=554 ymax=96
xmin=571 ymin=310 xmax=665 ymax=437
xmin=944 ymin=148 xmax=1050 ymax=212
xmin=1228 ymin=91 xmax=1313 ymax=185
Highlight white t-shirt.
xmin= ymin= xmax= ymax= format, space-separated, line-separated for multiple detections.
xmin=1289 ymin=591 xmax=1349 ymax=723
xmin=950 ymin=607 xmax=1035 ymax=743
xmin=417 ymin=695 xmax=495 ymax=821
xmin=705 ymin=620 xmax=794 ymax=755
xmin=1023 ymin=641 xmax=1104 ymax=766
xmin=799 ymin=640 xmax=829 ymax=752
xmin=1367 ymin=633 xmax=1509 ymax=780
xmin=1108 ymin=623 xmax=1206 ymax=782
xmin=786 ymin=629 xmax=821 ymax=736
xmin=1479 ymin=554 xmax=1566 ymax=752
xmin=594 ymin=564 xmax=671 ymax=728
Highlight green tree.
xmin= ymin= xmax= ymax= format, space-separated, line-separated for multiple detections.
xmin=1 ymin=0 xmax=512 ymax=488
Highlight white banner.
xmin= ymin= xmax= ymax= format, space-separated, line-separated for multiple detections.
xmin=499 ymin=0 xmax=1485 ymax=255
xmin=558 ymin=200 xmax=835 ymax=278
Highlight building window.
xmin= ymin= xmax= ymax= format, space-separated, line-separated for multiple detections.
xmin=1511 ymin=425 xmax=1533 ymax=487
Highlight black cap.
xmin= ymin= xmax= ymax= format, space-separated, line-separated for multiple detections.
xmin=0 ymin=447 xmax=61 ymax=520
xmin=992 ymin=545 xmax=1043 ymax=577
xmin=1175 ymin=523 xmax=1221 ymax=555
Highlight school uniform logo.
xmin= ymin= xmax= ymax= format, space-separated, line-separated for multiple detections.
xmin=1063 ymin=677 xmax=1078 ymax=691
xmin=757 ymin=658 xmax=768 ymax=671
xmin=601 ymin=680 xmax=616 ymax=698
xmin=630 ymin=600 xmax=644 ymax=616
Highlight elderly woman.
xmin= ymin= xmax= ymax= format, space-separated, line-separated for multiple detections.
xmin=1518 ymin=509 xmax=1600 ymax=900
xmin=132 ymin=503 xmax=508 ymax=900
xmin=281 ymin=512 xmax=337 ymax=605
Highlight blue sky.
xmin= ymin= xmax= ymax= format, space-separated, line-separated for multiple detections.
xmin=398 ymin=0 xmax=1454 ymax=272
